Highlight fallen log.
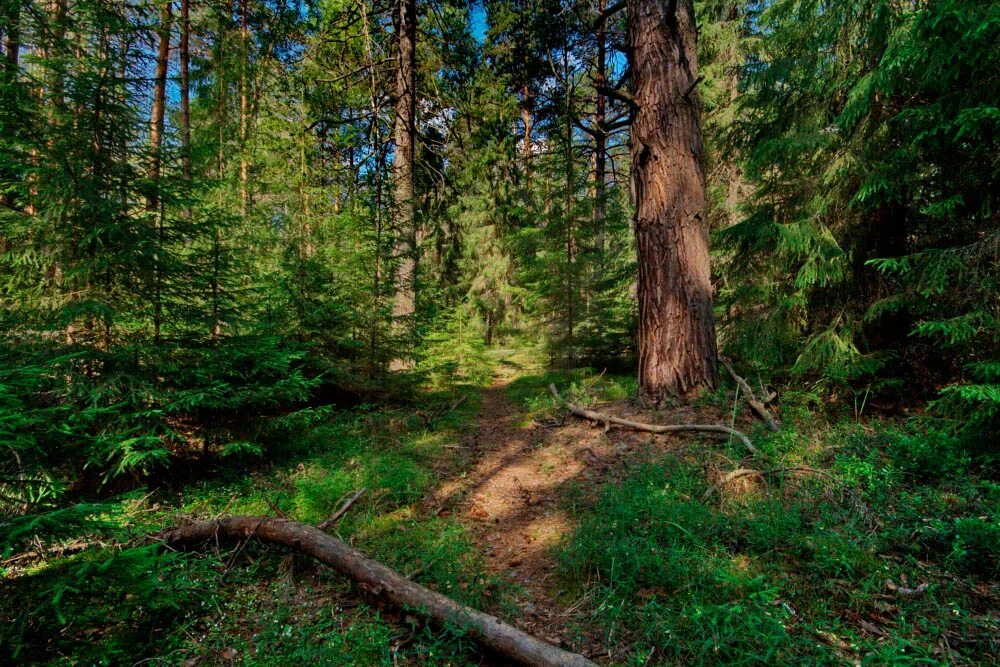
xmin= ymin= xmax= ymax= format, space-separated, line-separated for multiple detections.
xmin=549 ymin=384 xmax=757 ymax=456
xmin=720 ymin=358 xmax=780 ymax=432
xmin=158 ymin=516 xmax=596 ymax=667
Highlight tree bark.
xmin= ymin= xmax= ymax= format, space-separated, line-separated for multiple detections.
xmin=522 ymin=84 xmax=533 ymax=178
xmin=159 ymin=517 xmax=597 ymax=667
xmin=239 ymin=0 xmax=250 ymax=220
xmin=592 ymin=0 xmax=608 ymax=256
xmin=2 ymin=2 xmax=18 ymax=76
xmin=390 ymin=0 xmax=417 ymax=360
xmin=628 ymin=0 xmax=719 ymax=402
xmin=148 ymin=0 xmax=172 ymax=343
xmin=179 ymin=0 xmax=192 ymax=187
xmin=1 ymin=2 xmax=19 ymax=209
xmin=147 ymin=0 xmax=171 ymax=210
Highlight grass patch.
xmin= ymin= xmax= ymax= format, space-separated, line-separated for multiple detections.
xmin=557 ymin=425 xmax=999 ymax=665
xmin=1 ymin=376 xmax=499 ymax=665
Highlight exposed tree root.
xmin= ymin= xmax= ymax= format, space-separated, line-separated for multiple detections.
xmin=549 ymin=384 xmax=757 ymax=455
xmin=720 ymin=357 xmax=780 ymax=432
xmin=157 ymin=516 xmax=597 ymax=667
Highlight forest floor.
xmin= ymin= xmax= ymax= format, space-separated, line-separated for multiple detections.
xmin=4 ymin=350 xmax=998 ymax=665
xmin=422 ymin=362 xmax=741 ymax=661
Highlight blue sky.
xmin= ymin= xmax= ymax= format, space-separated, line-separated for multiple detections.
xmin=470 ymin=1 xmax=487 ymax=43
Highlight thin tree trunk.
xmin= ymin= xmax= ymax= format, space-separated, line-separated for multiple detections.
xmin=564 ymin=67 xmax=575 ymax=365
xmin=390 ymin=0 xmax=417 ymax=363
xmin=521 ymin=84 xmax=533 ymax=178
xmin=2 ymin=3 xmax=17 ymax=77
xmin=1 ymin=3 xmax=19 ymax=210
xmin=179 ymin=0 xmax=192 ymax=188
xmin=238 ymin=0 xmax=250 ymax=220
xmin=212 ymin=1 xmax=227 ymax=338
xmin=592 ymin=0 xmax=608 ymax=257
xmin=628 ymin=0 xmax=719 ymax=401
xmin=148 ymin=0 xmax=172 ymax=343
xmin=148 ymin=0 xmax=171 ymax=209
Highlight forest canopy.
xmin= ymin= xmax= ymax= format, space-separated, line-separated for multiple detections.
xmin=1 ymin=0 xmax=997 ymax=664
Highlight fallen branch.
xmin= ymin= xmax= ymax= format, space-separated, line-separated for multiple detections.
xmin=549 ymin=384 xmax=757 ymax=455
xmin=158 ymin=517 xmax=596 ymax=667
xmin=720 ymin=358 xmax=780 ymax=432
xmin=318 ymin=488 xmax=367 ymax=530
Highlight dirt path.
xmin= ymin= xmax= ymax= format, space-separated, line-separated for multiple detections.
xmin=419 ymin=364 xmax=754 ymax=660
xmin=425 ymin=368 xmax=631 ymax=651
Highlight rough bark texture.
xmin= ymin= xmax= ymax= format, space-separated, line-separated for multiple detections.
xmin=159 ymin=517 xmax=596 ymax=667
xmin=628 ymin=0 xmax=719 ymax=402
xmin=390 ymin=0 xmax=417 ymax=355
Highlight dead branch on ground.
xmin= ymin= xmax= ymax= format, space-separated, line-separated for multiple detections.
xmin=720 ymin=357 xmax=780 ymax=432
xmin=158 ymin=517 xmax=596 ymax=667
xmin=549 ymin=384 xmax=757 ymax=455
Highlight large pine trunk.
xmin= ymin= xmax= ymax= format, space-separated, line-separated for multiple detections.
xmin=628 ymin=0 xmax=719 ymax=402
xmin=390 ymin=0 xmax=417 ymax=357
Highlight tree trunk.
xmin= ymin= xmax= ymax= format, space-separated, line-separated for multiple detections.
xmin=628 ymin=0 xmax=719 ymax=401
xmin=1 ymin=2 xmax=19 ymax=210
xmin=521 ymin=84 xmax=533 ymax=178
xmin=390 ymin=0 xmax=417 ymax=361
xmin=212 ymin=2 xmax=227 ymax=338
xmin=3 ymin=2 xmax=18 ymax=76
xmin=159 ymin=517 xmax=596 ymax=667
xmin=147 ymin=0 xmax=171 ymax=209
xmin=238 ymin=0 xmax=250 ymax=220
xmin=148 ymin=0 xmax=172 ymax=343
xmin=564 ymin=64 xmax=575 ymax=364
xmin=179 ymin=0 xmax=191 ymax=187
xmin=592 ymin=0 xmax=608 ymax=257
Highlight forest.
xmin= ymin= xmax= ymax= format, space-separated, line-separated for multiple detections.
xmin=0 ymin=0 xmax=997 ymax=664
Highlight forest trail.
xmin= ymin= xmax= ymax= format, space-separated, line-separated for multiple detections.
xmin=424 ymin=365 xmax=638 ymax=653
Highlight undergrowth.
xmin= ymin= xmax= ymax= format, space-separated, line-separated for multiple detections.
xmin=1 ymin=375 xmax=499 ymax=665
xmin=550 ymin=372 xmax=999 ymax=665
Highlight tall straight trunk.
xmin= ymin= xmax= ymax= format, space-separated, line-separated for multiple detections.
xmin=148 ymin=0 xmax=172 ymax=343
xmin=564 ymin=66 xmax=575 ymax=364
xmin=628 ymin=0 xmax=719 ymax=401
xmin=179 ymin=0 xmax=191 ymax=186
xmin=212 ymin=2 xmax=227 ymax=338
xmin=1 ymin=3 xmax=19 ymax=210
xmin=147 ymin=0 xmax=171 ymax=210
xmin=521 ymin=84 xmax=533 ymax=178
xmin=238 ymin=0 xmax=250 ymax=220
xmin=592 ymin=0 xmax=608 ymax=257
xmin=3 ymin=3 xmax=18 ymax=75
xmin=390 ymin=0 xmax=417 ymax=354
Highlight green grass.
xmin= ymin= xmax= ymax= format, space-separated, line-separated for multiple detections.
xmin=4 ymin=361 xmax=997 ymax=666
xmin=1 ymin=376 xmax=500 ymax=665
xmin=554 ymin=418 xmax=999 ymax=665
